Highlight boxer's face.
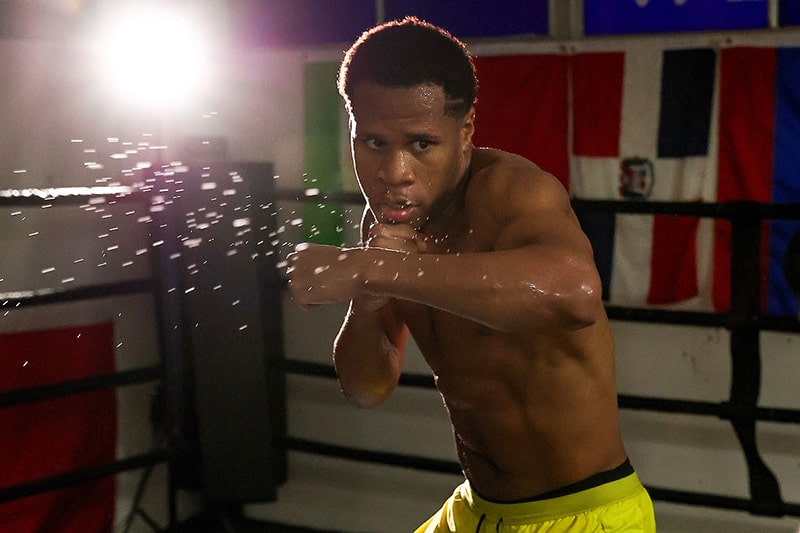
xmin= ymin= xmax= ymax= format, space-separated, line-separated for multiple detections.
xmin=349 ymin=81 xmax=474 ymax=230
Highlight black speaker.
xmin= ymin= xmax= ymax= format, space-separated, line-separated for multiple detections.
xmin=153 ymin=162 xmax=286 ymax=503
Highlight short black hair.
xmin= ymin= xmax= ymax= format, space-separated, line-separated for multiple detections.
xmin=338 ymin=17 xmax=477 ymax=118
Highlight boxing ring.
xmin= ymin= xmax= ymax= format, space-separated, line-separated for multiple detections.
xmin=1 ymin=167 xmax=799 ymax=530
xmin=0 ymin=186 xmax=178 ymax=529
xmin=272 ymin=188 xmax=800 ymax=520
xmin=0 ymin=163 xmax=288 ymax=531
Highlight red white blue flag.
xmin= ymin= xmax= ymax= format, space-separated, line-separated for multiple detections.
xmin=471 ymin=44 xmax=800 ymax=316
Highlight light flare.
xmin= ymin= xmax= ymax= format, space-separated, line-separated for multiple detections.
xmin=92 ymin=3 xmax=218 ymax=109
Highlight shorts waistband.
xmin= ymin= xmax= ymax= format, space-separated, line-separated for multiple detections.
xmin=461 ymin=470 xmax=646 ymax=525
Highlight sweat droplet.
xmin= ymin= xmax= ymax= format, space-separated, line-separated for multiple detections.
xmin=314 ymin=266 xmax=329 ymax=275
xmin=417 ymin=271 xmax=424 ymax=277
xmin=337 ymin=253 xmax=348 ymax=261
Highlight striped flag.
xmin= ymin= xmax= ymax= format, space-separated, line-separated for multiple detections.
xmin=569 ymin=45 xmax=800 ymax=316
xmin=571 ymin=45 xmax=717 ymax=308
xmin=717 ymin=47 xmax=800 ymax=317
xmin=771 ymin=48 xmax=800 ymax=317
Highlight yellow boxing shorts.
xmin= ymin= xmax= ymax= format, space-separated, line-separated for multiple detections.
xmin=415 ymin=461 xmax=656 ymax=532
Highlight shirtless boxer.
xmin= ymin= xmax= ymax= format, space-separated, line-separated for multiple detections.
xmin=287 ymin=17 xmax=656 ymax=532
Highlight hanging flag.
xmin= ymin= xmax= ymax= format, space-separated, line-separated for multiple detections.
xmin=303 ymin=62 xmax=349 ymax=246
xmin=571 ymin=44 xmax=716 ymax=307
xmin=768 ymin=47 xmax=800 ymax=317
xmin=714 ymin=47 xmax=775 ymax=314
xmin=0 ymin=323 xmax=116 ymax=533
xmin=716 ymin=46 xmax=800 ymax=317
xmin=472 ymin=54 xmax=570 ymax=189
xmin=570 ymin=43 xmax=800 ymax=316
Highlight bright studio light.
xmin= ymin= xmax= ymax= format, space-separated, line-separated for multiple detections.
xmin=94 ymin=3 xmax=213 ymax=109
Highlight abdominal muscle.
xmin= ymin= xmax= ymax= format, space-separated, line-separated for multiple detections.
xmin=401 ymin=303 xmax=627 ymax=502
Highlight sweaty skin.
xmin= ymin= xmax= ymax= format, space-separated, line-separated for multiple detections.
xmin=287 ymin=81 xmax=627 ymax=502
